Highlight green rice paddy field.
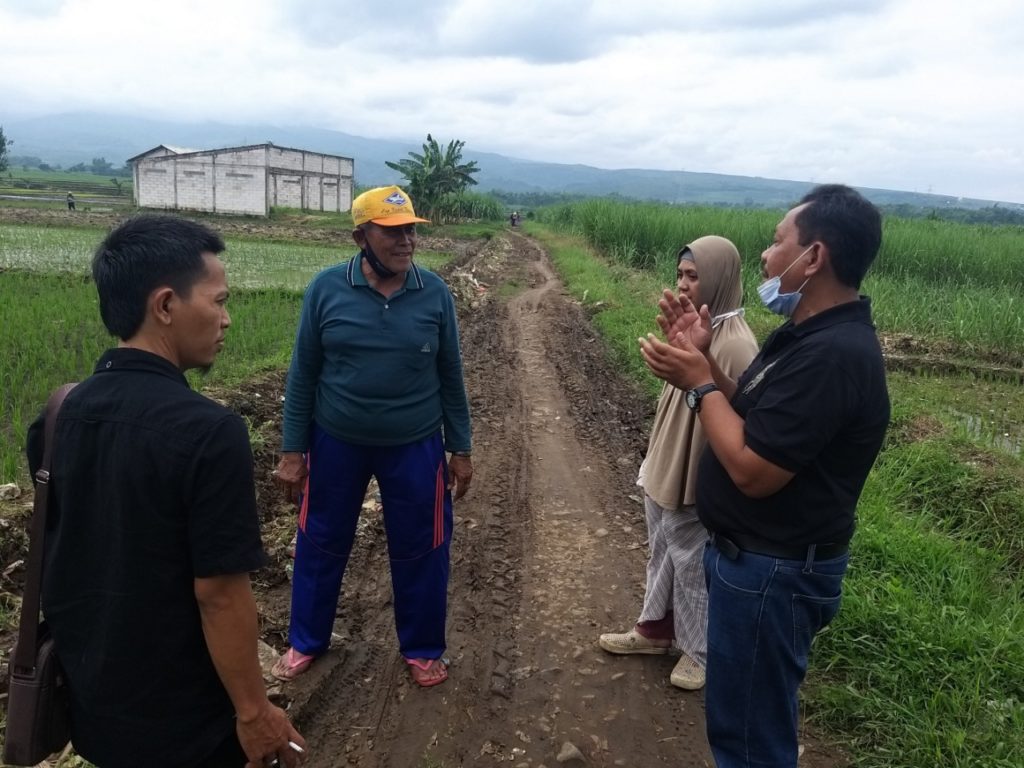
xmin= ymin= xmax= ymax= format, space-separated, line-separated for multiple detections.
xmin=0 ymin=222 xmax=456 ymax=479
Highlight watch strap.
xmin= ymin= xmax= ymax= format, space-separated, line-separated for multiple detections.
xmin=687 ymin=382 xmax=719 ymax=412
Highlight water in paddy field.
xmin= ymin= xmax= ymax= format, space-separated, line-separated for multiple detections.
xmin=950 ymin=408 xmax=1022 ymax=456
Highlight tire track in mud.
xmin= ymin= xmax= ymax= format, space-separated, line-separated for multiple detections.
xmin=366 ymin=233 xmax=534 ymax=766
xmin=278 ymin=232 xmax=721 ymax=767
xmin=279 ymin=233 xmax=533 ymax=767
xmin=468 ymin=236 xmax=713 ymax=767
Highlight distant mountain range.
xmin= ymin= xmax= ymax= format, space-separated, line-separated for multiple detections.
xmin=4 ymin=112 xmax=1017 ymax=210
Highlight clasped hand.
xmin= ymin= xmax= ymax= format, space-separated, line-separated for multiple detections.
xmin=639 ymin=289 xmax=713 ymax=390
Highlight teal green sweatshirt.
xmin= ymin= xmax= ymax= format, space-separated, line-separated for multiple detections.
xmin=281 ymin=253 xmax=472 ymax=452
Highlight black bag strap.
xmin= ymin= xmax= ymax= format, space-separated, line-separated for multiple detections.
xmin=12 ymin=383 xmax=77 ymax=674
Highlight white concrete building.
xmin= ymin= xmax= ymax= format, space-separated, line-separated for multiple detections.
xmin=129 ymin=143 xmax=354 ymax=217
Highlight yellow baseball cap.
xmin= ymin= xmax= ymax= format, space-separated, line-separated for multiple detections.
xmin=351 ymin=186 xmax=430 ymax=227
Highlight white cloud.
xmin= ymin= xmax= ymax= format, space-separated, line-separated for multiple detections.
xmin=0 ymin=0 xmax=1021 ymax=201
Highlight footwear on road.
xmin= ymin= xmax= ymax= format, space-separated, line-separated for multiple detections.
xmin=669 ymin=653 xmax=705 ymax=690
xmin=271 ymin=647 xmax=316 ymax=681
xmin=598 ymin=628 xmax=672 ymax=655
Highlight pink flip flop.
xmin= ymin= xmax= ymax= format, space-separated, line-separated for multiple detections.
xmin=271 ymin=647 xmax=315 ymax=681
xmin=405 ymin=657 xmax=448 ymax=687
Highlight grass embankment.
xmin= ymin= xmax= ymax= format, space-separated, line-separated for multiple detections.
xmin=524 ymin=213 xmax=1024 ymax=768
xmin=0 ymin=223 xmax=460 ymax=482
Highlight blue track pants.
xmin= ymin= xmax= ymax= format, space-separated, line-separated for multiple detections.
xmin=288 ymin=423 xmax=452 ymax=660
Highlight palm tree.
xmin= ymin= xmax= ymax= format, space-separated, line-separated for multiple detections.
xmin=385 ymin=134 xmax=480 ymax=219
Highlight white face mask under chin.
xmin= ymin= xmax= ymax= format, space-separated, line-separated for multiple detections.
xmin=711 ymin=307 xmax=746 ymax=329
xmin=757 ymin=245 xmax=813 ymax=317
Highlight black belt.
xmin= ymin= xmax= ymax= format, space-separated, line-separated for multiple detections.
xmin=710 ymin=532 xmax=848 ymax=562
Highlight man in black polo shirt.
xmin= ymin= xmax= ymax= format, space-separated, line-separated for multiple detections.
xmin=640 ymin=184 xmax=889 ymax=768
xmin=28 ymin=215 xmax=305 ymax=768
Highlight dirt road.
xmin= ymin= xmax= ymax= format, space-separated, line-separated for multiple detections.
xmin=0 ymin=224 xmax=842 ymax=766
xmin=242 ymin=231 xmax=714 ymax=767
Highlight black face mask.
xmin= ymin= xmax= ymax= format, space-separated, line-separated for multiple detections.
xmin=361 ymin=240 xmax=397 ymax=279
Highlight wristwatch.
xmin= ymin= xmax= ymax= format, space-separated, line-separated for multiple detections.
xmin=685 ymin=383 xmax=719 ymax=412
xmin=450 ymin=451 xmax=472 ymax=458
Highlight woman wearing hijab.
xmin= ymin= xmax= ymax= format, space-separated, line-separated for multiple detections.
xmin=598 ymin=235 xmax=758 ymax=690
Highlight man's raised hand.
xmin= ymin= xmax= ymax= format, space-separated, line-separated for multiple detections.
xmin=656 ymin=289 xmax=712 ymax=354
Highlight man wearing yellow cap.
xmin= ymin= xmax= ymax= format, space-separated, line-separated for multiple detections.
xmin=272 ymin=186 xmax=473 ymax=687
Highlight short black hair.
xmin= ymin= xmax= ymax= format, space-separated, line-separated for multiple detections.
xmin=795 ymin=184 xmax=882 ymax=289
xmin=91 ymin=215 xmax=225 ymax=340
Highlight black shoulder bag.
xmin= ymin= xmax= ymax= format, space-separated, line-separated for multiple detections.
xmin=3 ymin=384 xmax=76 ymax=766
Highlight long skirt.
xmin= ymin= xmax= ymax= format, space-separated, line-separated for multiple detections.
xmin=637 ymin=494 xmax=709 ymax=666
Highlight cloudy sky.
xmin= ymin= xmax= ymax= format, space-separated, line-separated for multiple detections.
xmin=2 ymin=0 xmax=1022 ymax=202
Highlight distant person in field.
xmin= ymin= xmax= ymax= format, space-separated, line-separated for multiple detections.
xmin=640 ymin=184 xmax=890 ymax=768
xmin=599 ymin=236 xmax=757 ymax=691
xmin=510 ymin=210 xmax=517 ymax=227
xmin=66 ymin=192 xmax=75 ymax=211
xmin=28 ymin=215 xmax=304 ymax=768
xmin=272 ymin=185 xmax=473 ymax=688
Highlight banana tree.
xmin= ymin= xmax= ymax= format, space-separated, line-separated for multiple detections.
xmin=385 ymin=134 xmax=480 ymax=220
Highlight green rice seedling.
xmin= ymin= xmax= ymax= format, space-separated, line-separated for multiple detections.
xmin=0 ymin=224 xmax=457 ymax=291
xmin=0 ymin=198 xmax=72 ymax=210
xmin=0 ymin=276 xmax=308 ymax=483
xmin=0 ymin=224 xmax=107 ymax=273
xmin=0 ymin=271 xmax=109 ymax=481
xmin=864 ymin=275 xmax=1024 ymax=362
xmin=0 ymin=228 xmax=461 ymax=483
xmin=267 ymin=207 xmax=353 ymax=232
xmin=5 ymin=168 xmax=132 ymax=186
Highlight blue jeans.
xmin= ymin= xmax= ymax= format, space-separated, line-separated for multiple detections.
xmin=703 ymin=542 xmax=849 ymax=768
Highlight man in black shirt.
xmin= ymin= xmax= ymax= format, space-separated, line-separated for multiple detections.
xmin=28 ymin=215 xmax=305 ymax=768
xmin=640 ymin=184 xmax=889 ymax=768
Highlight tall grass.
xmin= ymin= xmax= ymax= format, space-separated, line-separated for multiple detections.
xmin=538 ymin=199 xmax=1024 ymax=360
xmin=866 ymin=275 xmax=1024 ymax=359
xmin=877 ymin=217 xmax=1024 ymax=285
xmin=428 ymin=192 xmax=505 ymax=224
xmin=540 ymin=198 xmax=775 ymax=274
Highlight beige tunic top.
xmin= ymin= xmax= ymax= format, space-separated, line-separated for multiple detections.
xmin=639 ymin=236 xmax=759 ymax=510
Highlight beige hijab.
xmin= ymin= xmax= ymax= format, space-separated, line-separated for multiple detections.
xmin=640 ymin=235 xmax=759 ymax=509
